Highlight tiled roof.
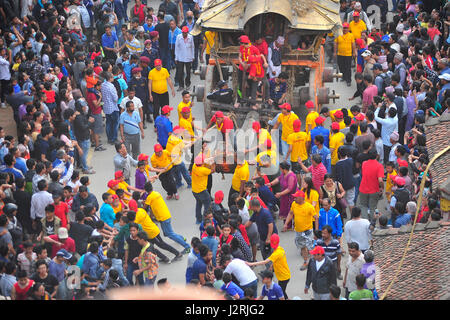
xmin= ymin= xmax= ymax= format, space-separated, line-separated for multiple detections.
xmin=425 ymin=112 xmax=450 ymax=193
xmin=372 ymin=222 xmax=450 ymax=300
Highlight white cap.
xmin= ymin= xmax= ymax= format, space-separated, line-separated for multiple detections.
xmin=361 ymin=50 xmax=372 ymax=57
xmin=390 ymin=43 xmax=400 ymax=53
xmin=438 ymin=73 xmax=450 ymax=81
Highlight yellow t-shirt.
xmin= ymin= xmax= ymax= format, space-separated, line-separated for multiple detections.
xmin=106 ymin=189 xmax=116 ymax=196
xmin=117 ymin=181 xmax=130 ymax=203
xmin=135 ymin=208 xmax=160 ymax=239
xmin=255 ymin=150 xmax=277 ymax=167
xmin=112 ymin=202 xmax=122 ymax=214
xmin=287 ymin=131 xmax=308 ymax=162
xmin=192 ymin=164 xmax=211 ymax=194
xmin=277 ymin=112 xmax=299 ymax=142
xmin=179 ymin=117 xmax=195 ymax=140
xmin=329 ymin=109 xmax=339 ymax=121
xmin=305 ymin=111 xmax=319 ymax=134
xmin=166 ymin=134 xmax=184 ymax=165
xmin=231 ymin=161 xmax=250 ymax=192
xmin=386 ymin=170 xmax=397 ymax=196
xmin=290 ymin=201 xmax=317 ymax=233
xmin=148 ymin=67 xmax=170 ymax=94
xmin=329 ymin=132 xmax=345 ymax=165
xmin=151 ymin=150 xmax=173 ymax=170
xmin=334 ymin=32 xmax=355 ymax=56
xmin=349 ymin=20 xmax=367 ymax=39
xmin=304 ymin=189 xmax=320 ymax=215
xmin=204 ymin=31 xmax=217 ymax=55
xmin=268 ymin=246 xmax=291 ymax=281
xmin=144 ymin=191 xmax=171 ymax=222
xmin=177 ymin=101 xmax=192 ymax=123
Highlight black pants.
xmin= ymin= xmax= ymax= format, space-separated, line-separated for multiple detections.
xmin=278 ymin=279 xmax=290 ymax=300
xmin=228 ymin=186 xmax=240 ymax=208
xmin=0 ymin=79 xmax=10 ymax=103
xmin=159 ymin=169 xmax=177 ymax=196
xmin=150 ymin=234 xmax=179 ymax=260
xmin=207 ymin=174 xmax=213 ymax=197
xmin=177 ymin=61 xmax=192 ymax=88
xmin=104 ymin=49 xmax=117 ymax=63
xmin=152 ymin=91 xmax=170 ymax=122
xmin=337 ymin=55 xmax=352 ymax=83
xmin=398 ymin=116 xmax=406 ymax=144
xmin=383 ymin=144 xmax=391 ymax=165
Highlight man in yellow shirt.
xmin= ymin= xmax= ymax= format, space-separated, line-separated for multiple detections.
xmin=349 ymin=11 xmax=367 ymax=40
xmin=305 ymin=100 xmax=319 ymax=134
xmin=201 ymin=30 xmax=217 ymax=64
xmin=177 ymin=90 xmax=193 ymax=123
xmin=148 ymin=59 xmax=175 ymax=125
xmin=228 ymin=152 xmax=250 ymax=207
xmin=286 ymin=119 xmax=308 ymax=184
xmin=143 ymin=181 xmax=191 ymax=253
xmin=334 ymin=22 xmax=356 ymax=87
xmin=166 ymin=126 xmax=192 ymax=189
xmin=114 ymin=170 xmax=144 ymax=203
xmin=150 ymin=143 xmax=179 ymax=200
xmin=283 ymin=190 xmax=318 ymax=271
xmin=191 ymin=154 xmax=215 ymax=224
xmin=272 ymin=103 xmax=299 ymax=162
xmin=329 ymin=122 xmax=346 ymax=177
xmin=246 ymin=121 xmax=275 ymax=156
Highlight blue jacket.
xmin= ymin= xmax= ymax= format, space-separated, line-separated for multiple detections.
xmin=155 ymin=115 xmax=173 ymax=148
xmin=310 ymin=126 xmax=330 ymax=148
xmin=318 ymin=207 xmax=343 ymax=238
xmin=82 ymin=252 xmax=101 ymax=279
xmin=257 ymin=185 xmax=277 ymax=211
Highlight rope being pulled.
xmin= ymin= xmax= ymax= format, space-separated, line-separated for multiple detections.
xmin=379 ymin=145 xmax=450 ymax=300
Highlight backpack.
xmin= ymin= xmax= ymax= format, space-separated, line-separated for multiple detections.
xmin=113 ymin=78 xmax=123 ymax=100
xmin=379 ymin=72 xmax=392 ymax=93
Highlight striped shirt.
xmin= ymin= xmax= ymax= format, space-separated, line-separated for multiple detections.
xmin=125 ymin=38 xmax=143 ymax=54
xmin=316 ymin=238 xmax=341 ymax=262
xmin=309 ymin=163 xmax=327 ymax=191
xmin=138 ymin=243 xmax=158 ymax=280
xmin=101 ymin=81 xmax=119 ymax=115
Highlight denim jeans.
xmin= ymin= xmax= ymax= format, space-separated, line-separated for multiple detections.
xmin=144 ymin=276 xmax=156 ymax=287
xmin=105 ymin=111 xmax=119 ymax=143
xmin=174 ymin=162 xmax=192 ymax=188
xmin=280 ymin=140 xmax=290 ymax=164
xmin=79 ymin=139 xmax=90 ymax=171
xmin=160 ymin=218 xmax=190 ymax=249
xmin=126 ymin=262 xmax=144 ymax=285
xmin=116 ymin=18 xmax=124 ymax=37
xmin=192 ymin=190 xmax=211 ymax=223
xmin=160 ymin=46 xmax=171 ymax=70
xmin=353 ymin=174 xmax=361 ymax=204
xmin=240 ymin=279 xmax=258 ymax=299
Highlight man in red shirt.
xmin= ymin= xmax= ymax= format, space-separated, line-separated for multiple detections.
xmin=86 ymin=81 xmax=106 ymax=151
xmin=52 ymin=193 xmax=69 ymax=228
xmin=238 ymin=35 xmax=260 ymax=97
xmin=207 ymin=111 xmax=235 ymax=154
xmin=44 ymin=227 xmax=76 ymax=258
xmin=357 ymin=149 xmax=384 ymax=220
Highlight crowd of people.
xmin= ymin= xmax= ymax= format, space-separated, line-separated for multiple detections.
xmin=0 ymin=0 xmax=448 ymax=301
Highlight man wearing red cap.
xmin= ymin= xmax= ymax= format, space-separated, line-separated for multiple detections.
xmin=286 ymin=119 xmax=308 ymax=183
xmin=284 ymin=190 xmax=318 ymax=271
xmin=206 ymin=111 xmax=235 ymax=152
xmin=155 ymin=105 xmax=174 ymax=149
xmin=389 ymin=175 xmax=411 ymax=221
xmin=192 ymin=153 xmax=215 ymax=224
xmin=246 ymin=121 xmax=274 ymax=156
xmin=272 ymin=103 xmax=299 ymax=159
xmin=305 ymin=245 xmax=337 ymax=300
xmin=148 ymin=57 xmax=175 ymax=125
xmin=166 ymin=126 xmax=192 ymax=189
xmin=305 ymin=100 xmax=319 ymax=134
xmin=175 ymin=25 xmax=194 ymax=91
xmin=349 ymin=10 xmax=367 ymax=40
xmin=238 ymin=35 xmax=261 ymax=96
xmin=150 ymin=143 xmax=179 ymax=200
xmin=228 ymin=152 xmax=250 ymax=207
xmin=329 ymin=122 xmax=345 ymax=176
xmin=334 ymin=22 xmax=356 ymax=86
xmin=253 ymin=138 xmax=278 ymax=180
xmin=330 ymin=109 xmax=346 ymax=130
xmin=177 ymin=90 xmax=193 ymax=123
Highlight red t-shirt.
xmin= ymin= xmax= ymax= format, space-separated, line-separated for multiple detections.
xmin=210 ymin=115 xmax=234 ymax=133
xmin=250 ymin=195 xmax=267 ymax=209
xmin=87 ymin=91 xmax=102 ymax=115
xmin=248 ymin=55 xmax=265 ymax=78
xmin=54 ymin=202 xmax=69 ymax=228
xmin=239 ymin=45 xmax=260 ymax=71
xmin=43 ymin=89 xmax=56 ymax=103
xmin=238 ymin=225 xmax=250 ymax=246
xmin=427 ymin=28 xmax=441 ymax=41
xmin=360 ymin=159 xmax=384 ymax=194
xmin=93 ymin=66 xmax=103 ymax=75
xmin=48 ymin=235 xmax=76 ymax=258
xmin=309 ymin=163 xmax=327 ymax=191
xmin=254 ymin=40 xmax=268 ymax=56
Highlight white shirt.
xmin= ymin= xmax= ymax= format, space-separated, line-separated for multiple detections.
xmin=175 ymin=34 xmax=195 ymax=63
xmin=389 ymin=142 xmax=401 ymax=162
xmin=30 ymin=191 xmax=54 ymax=220
xmin=315 ymin=258 xmax=325 ymax=271
xmin=346 ymin=253 xmax=365 ymax=292
xmin=0 ymin=56 xmax=11 ymax=81
xmin=224 ymin=258 xmax=257 ymax=286
xmin=239 ymin=207 xmax=250 ymax=224
xmin=344 ymin=218 xmax=372 ymax=251
xmin=120 ymin=96 xmax=143 ymax=110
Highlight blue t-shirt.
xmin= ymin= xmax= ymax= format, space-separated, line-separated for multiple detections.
xmin=100 ymin=203 xmax=116 ymax=228
xmin=261 ymin=282 xmax=284 ymax=300
xmin=221 ymin=281 xmax=244 ymax=299
xmin=102 ymin=32 xmax=118 ymax=49
xmin=191 ymin=257 xmax=207 ymax=281
xmin=250 ymin=208 xmax=278 ymax=241
xmin=201 ymin=236 xmax=218 ymax=266
xmin=119 ymin=110 xmax=141 ymax=135
xmin=310 ymin=126 xmax=330 ymax=148
xmin=154 ymin=115 xmax=173 ymax=148
xmin=143 ymin=23 xmax=155 ymax=33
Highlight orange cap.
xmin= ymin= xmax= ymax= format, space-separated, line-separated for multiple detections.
xmin=154 ymin=144 xmax=163 ymax=153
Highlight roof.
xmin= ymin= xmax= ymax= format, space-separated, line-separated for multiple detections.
xmin=424 ymin=112 xmax=450 ymax=193
xmin=372 ymin=222 xmax=450 ymax=300
xmin=193 ymin=0 xmax=342 ymax=34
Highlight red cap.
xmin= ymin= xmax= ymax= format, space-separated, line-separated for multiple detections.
xmin=394 ymin=176 xmax=406 ymax=186
xmin=334 ymin=110 xmax=344 ymax=118
xmin=138 ymin=153 xmax=149 ymax=161
xmin=293 ymin=190 xmax=305 ymax=198
xmin=331 ymin=122 xmax=340 ymax=131
xmin=279 ymin=103 xmax=291 ymax=111
xmin=355 ymin=113 xmax=365 ymax=121
xmin=128 ymin=200 xmax=138 ymax=211
xmin=114 ymin=170 xmax=123 ymax=179
xmin=162 ymin=105 xmax=173 ymax=114
xmin=315 ymin=116 xmax=326 ymax=125
xmin=293 ymin=119 xmax=301 ymax=132
xmin=310 ymin=246 xmax=325 ymax=255
xmin=173 ymin=125 xmax=183 ymax=134
xmin=214 ymin=190 xmax=224 ymax=204
xmin=111 ymin=194 xmax=119 ymax=200
xmin=215 ymin=111 xmax=224 ymax=118
xmin=305 ymin=100 xmax=314 ymax=109
xmin=154 ymin=59 xmax=162 ymax=66
xmin=182 ymin=26 xmax=189 ymax=33
xmin=154 ymin=144 xmax=163 ymax=153
xmin=270 ymin=233 xmax=280 ymax=249
xmin=107 ymin=180 xmax=119 ymax=188
xmin=252 ymin=121 xmax=261 ymax=132
xmin=265 ymin=139 xmax=272 ymax=148
xmin=342 ymin=22 xmax=350 ymax=28
xmin=397 ymin=159 xmax=408 ymax=168
xmin=181 ymin=106 xmax=191 ymax=113
xmin=132 ymin=67 xmax=142 ymax=74
xmin=353 ymin=11 xmax=360 ymax=17
xmin=239 ymin=35 xmax=250 ymax=44
xmin=194 ymin=154 xmax=205 ymax=165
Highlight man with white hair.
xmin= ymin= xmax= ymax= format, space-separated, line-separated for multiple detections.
xmin=361 ymin=50 xmax=375 ymax=79
xmin=347 ymin=2 xmax=372 ymax=31
xmin=267 ymin=36 xmax=284 ymax=78
xmin=393 ymin=52 xmax=407 ymax=89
